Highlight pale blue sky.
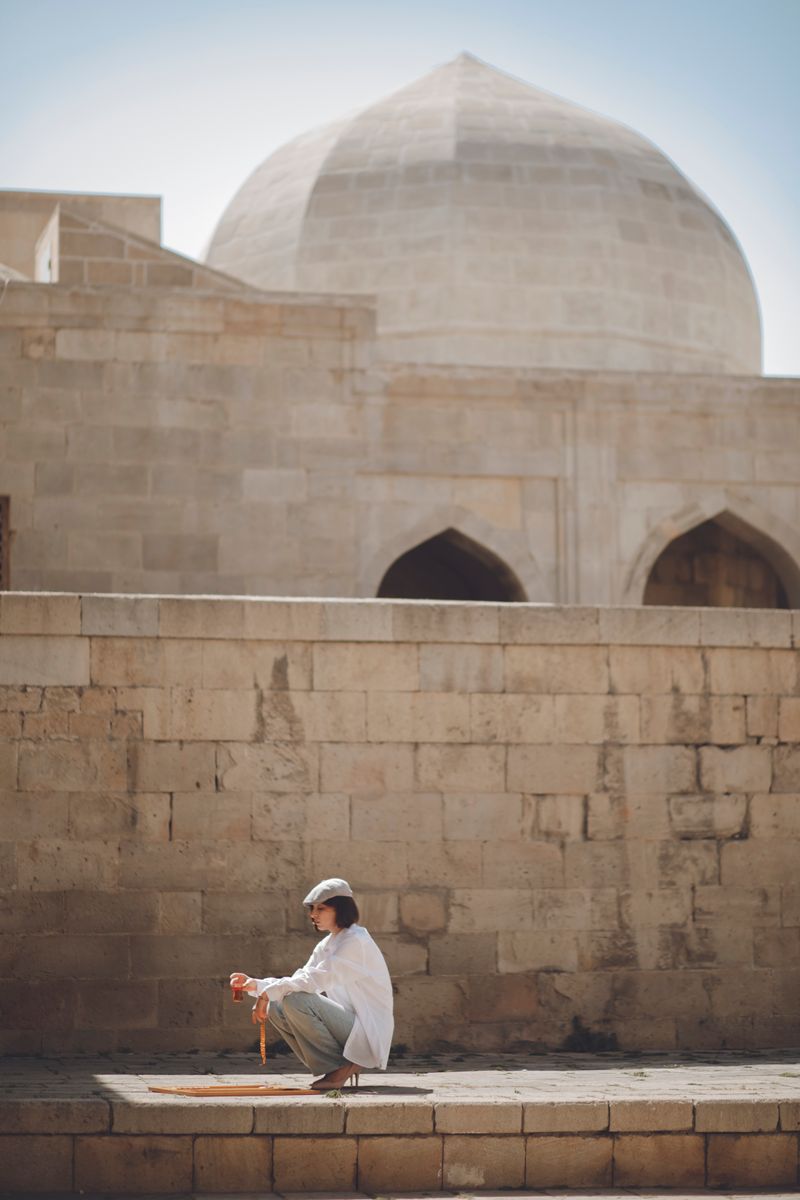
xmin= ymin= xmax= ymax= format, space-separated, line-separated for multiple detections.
xmin=1 ymin=0 xmax=797 ymax=374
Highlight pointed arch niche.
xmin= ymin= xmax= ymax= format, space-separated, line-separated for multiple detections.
xmin=642 ymin=510 xmax=800 ymax=609
xmin=377 ymin=528 xmax=527 ymax=602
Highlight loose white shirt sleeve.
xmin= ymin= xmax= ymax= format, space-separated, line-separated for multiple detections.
xmin=250 ymin=924 xmax=394 ymax=1070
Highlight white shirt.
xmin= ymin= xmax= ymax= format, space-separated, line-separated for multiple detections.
xmin=251 ymin=924 xmax=394 ymax=1070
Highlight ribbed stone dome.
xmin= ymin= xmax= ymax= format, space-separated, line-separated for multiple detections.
xmin=206 ymin=53 xmax=762 ymax=373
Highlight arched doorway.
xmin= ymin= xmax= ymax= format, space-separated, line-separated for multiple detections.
xmin=643 ymin=517 xmax=790 ymax=608
xmin=377 ymin=528 xmax=527 ymax=601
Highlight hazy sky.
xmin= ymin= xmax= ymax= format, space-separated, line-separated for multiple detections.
xmin=1 ymin=0 xmax=797 ymax=374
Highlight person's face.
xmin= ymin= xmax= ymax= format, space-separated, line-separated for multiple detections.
xmin=308 ymin=901 xmax=338 ymax=933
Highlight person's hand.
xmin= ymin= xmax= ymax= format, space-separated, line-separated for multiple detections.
xmin=251 ymin=994 xmax=269 ymax=1025
xmin=229 ymin=972 xmax=251 ymax=992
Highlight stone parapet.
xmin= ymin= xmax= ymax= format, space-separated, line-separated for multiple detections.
xmin=1 ymin=591 xmax=799 ymax=646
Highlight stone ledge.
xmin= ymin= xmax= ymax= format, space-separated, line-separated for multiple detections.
xmin=1 ymin=1130 xmax=798 ymax=1193
xmin=781 ymin=1099 xmax=800 ymax=1130
xmin=3 ymin=1092 xmax=800 ymax=1138
xmin=524 ymin=1099 xmax=608 ymax=1132
xmin=0 ymin=1097 xmax=109 ymax=1133
xmin=346 ymin=1099 xmax=433 ymax=1134
xmin=694 ymin=1097 xmax=780 ymax=1132
xmin=0 ymin=591 xmax=797 ymax=646
xmin=2 ymin=1052 xmax=800 ymax=1192
xmin=609 ymin=1098 xmax=693 ymax=1131
xmin=434 ymin=1099 xmax=521 ymax=1133
xmin=253 ymin=1101 xmax=345 ymax=1134
xmin=111 ymin=1097 xmax=254 ymax=1133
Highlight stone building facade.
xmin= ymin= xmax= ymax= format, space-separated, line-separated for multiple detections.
xmin=1 ymin=56 xmax=799 ymax=1056
xmin=0 ymin=53 xmax=798 ymax=607
xmin=1 ymin=279 xmax=798 ymax=604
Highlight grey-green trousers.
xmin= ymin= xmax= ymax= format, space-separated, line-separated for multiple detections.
xmin=267 ymin=991 xmax=356 ymax=1075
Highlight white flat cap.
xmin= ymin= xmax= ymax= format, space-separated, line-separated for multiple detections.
xmin=303 ymin=877 xmax=354 ymax=905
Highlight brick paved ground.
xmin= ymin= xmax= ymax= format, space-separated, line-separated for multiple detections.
xmin=4 ymin=1047 xmax=800 ymax=1101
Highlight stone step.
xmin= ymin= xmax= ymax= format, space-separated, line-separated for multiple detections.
xmin=3 ymin=1194 xmax=800 ymax=1200
xmin=2 ymin=1093 xmax=799 ymax=1192
xmin=2 ymin=1053 xmax=799 ymax=1193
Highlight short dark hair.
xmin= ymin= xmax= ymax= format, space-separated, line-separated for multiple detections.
xmin=325 ymin=895 xmax=359 ymax=928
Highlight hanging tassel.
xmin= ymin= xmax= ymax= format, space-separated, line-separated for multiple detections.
xmin=232 ymin=983 xmax=267 ymax=1066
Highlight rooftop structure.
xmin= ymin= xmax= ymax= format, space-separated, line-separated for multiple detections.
xmin=207 ymin=53 xmax=761 ymax=373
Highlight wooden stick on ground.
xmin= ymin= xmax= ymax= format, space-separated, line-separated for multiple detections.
xmin=148 ymin=1084 xmax=320 ymax=1096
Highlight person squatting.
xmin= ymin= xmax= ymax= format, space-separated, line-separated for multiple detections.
xmin=229 ymin=877 xmax=394 ymax=1089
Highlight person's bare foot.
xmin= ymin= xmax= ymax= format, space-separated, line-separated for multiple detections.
xmin=310 ymin=1062 xmax=361 ymax=1089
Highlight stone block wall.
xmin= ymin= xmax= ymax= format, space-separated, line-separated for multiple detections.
xmin=0 ymin=281 xmax=375 ymax=596
xmin=1 ymin=593 xmax=798 ymax=1054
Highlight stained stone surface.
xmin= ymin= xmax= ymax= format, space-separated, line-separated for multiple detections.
xmin=2 ymin=595 xmax=800 ymax=1057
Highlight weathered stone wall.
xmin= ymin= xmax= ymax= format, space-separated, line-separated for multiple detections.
xmin=2 ymin=280 xmax=800 ymax=606
xmin=0 ymin=282 xmax=375 ymax=596
xmin=1 ymin=593 xmax=798 ymax=1054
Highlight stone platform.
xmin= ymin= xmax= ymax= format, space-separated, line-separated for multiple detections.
xmin=1 ymin=1051 xmax=800 ymax=1194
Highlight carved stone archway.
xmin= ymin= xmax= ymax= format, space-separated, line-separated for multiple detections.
xmin=360 ymin=505 xmax=545 ymax=601
xmin=377 ymin=527 xmax=527 ymax=602
xmin=622 ymin=493 xmax=800 ymax=607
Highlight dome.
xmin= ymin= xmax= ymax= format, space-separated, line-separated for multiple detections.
xmin=206 ymin=53 xmax=762 ymax=374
